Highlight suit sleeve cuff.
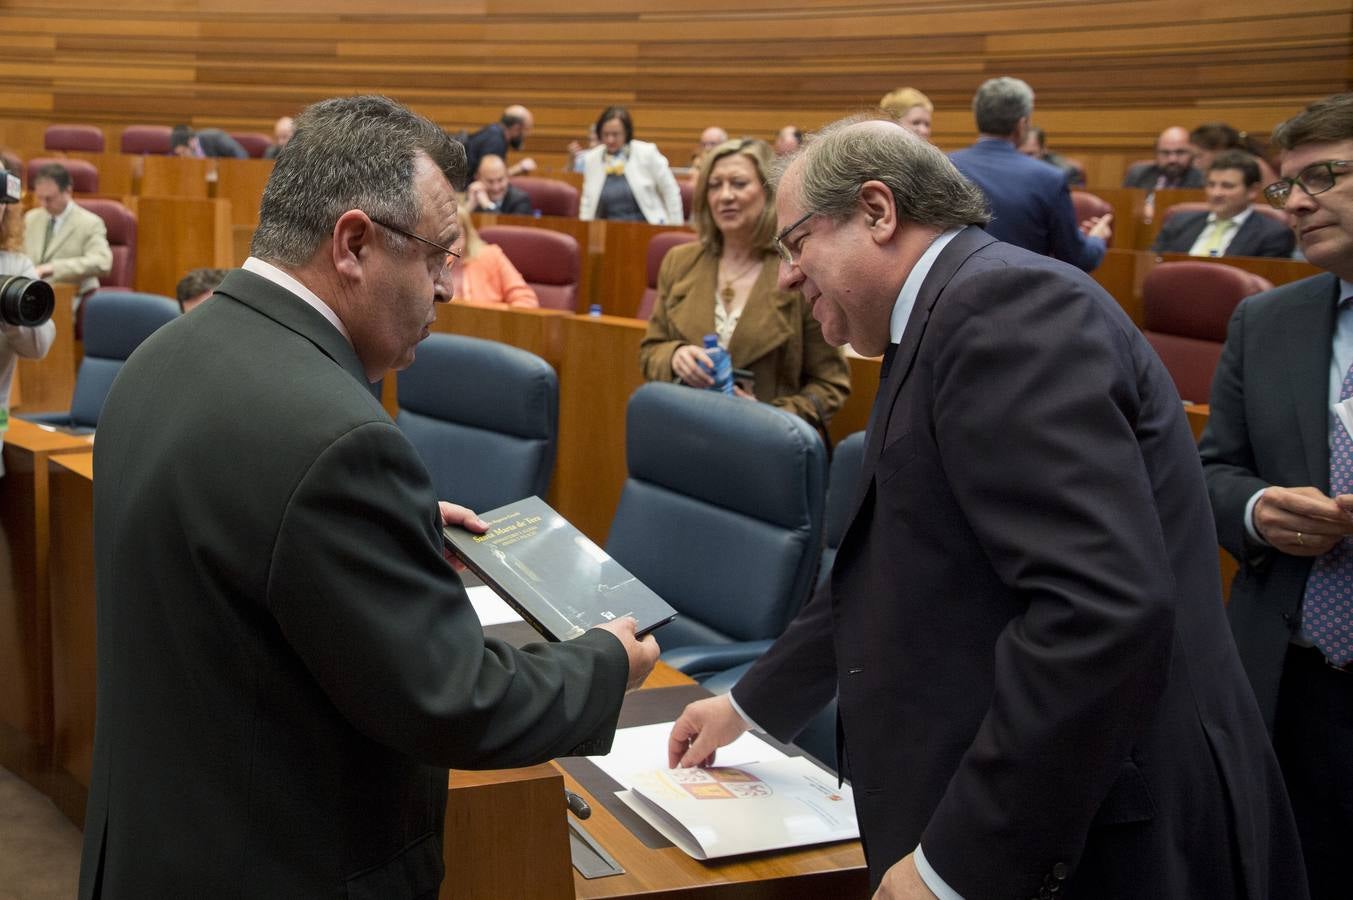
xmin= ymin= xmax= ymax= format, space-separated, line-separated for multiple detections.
xmin=726 ymin=689 xmax=766 ymax=734
xmin=914 ymin=843 xmax=965 ymax=900
xmin=1244 ymin=487 xmax=1269 ymax=545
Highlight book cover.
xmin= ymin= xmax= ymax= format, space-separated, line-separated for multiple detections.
xmin=616 ymin=757 xmax=858 ymax=860
xmin=443 ymin=495 xmax=677 ymax=642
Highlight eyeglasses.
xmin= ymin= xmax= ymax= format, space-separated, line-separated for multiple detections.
xmin=367 ymin=215 xmax=461 ymax=274
xmin=773 ymin=211 xmax=814 ymax=266
xmin=1263 ymin=160 xmax=1352 ymax=209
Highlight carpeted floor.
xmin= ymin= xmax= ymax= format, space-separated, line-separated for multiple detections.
xmin=0 ymin=766 xmax=81 ymax=900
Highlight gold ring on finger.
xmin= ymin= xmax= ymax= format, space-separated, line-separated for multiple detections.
xmin=1297 ymin=531 xmax=1305 ymax=547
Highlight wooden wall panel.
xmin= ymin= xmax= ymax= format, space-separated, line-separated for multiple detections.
xmin=0 ymin=0 xmax=1345 ymax=187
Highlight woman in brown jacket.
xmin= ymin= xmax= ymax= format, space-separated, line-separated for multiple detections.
xmin=639 ymin=138 xmax=849 ymax=437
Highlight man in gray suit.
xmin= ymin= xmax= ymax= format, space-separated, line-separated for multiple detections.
xmin=1200 ymin=92 xmax=1353 ymax=899
xmin=80 ymin=95 xmax=658 ymax=898
xmin=23 ymin=163 xmax=111 ymax=298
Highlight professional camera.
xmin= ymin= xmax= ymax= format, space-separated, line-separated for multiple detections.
xmin=1 ymin=168 xmax=19 ymax=204
xmin=0 ymin=276 xmax=55 ymax=327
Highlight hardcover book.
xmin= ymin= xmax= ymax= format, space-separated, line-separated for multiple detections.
xmin=443 ymin=495 xmax=677 ymax=641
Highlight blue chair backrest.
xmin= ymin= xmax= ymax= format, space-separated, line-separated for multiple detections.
xmin=71 ymin=291 xmax=180 ymax=428
xmin=395 ymin=333 xmax=558 ymax=512
xmin=817 ymin=430 xmax=865 ymax=591
xmin=606 ymin=382 xmax=827 ymax=650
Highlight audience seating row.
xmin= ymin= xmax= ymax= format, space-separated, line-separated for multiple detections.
xmin=44 ymin=124 xmax=275 ymax=159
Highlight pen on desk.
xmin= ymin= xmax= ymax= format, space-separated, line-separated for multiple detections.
xmin=565 ymin=788 xmax=592 ymax=819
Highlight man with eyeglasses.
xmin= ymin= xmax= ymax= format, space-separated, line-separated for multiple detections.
xmin=1200 ymin=92 xmax=1353 ymax=900
xmin=1123 ymin=126 xmax=1206 ymax=190
xmin=78 ymin=95 xmax=658 ymax=899
xmin=670 ymin=113 xmax=1303 ymax=900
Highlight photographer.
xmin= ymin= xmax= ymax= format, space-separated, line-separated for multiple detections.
xmin=0 ymin=197 xmax=55 ymax=473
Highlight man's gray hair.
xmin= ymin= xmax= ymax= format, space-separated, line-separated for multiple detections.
xmin=251 ymin=95 xmax=466 ymax=267
xmin=973 ymin=77 xmax=1034 ymax=137
xmin=773 ymin=114 xmax=989 ymax=230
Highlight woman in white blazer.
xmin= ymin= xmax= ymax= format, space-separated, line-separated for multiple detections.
xmin=579 ymin=106 xmax=684 ymax=225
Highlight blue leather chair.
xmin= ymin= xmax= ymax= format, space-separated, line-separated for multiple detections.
xmin=23 ymin=291 xmax=179 ymax=433
xmin=701 ymin=430 xmax=866 ymax=773
xmin=608 ymin=382 xmax=827 ymax=681
xmin=395 ymin=333 xmax=557 ymax=512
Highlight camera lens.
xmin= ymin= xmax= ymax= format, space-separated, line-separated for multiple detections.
xmin=0 ymin=275 xmax=55 ymax=327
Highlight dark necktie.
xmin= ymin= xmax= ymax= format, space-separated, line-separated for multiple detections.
xmin=864 ymin=343 xmax=901 ymax=445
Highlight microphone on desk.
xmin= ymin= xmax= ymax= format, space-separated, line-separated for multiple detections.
xmin=565 ymin=788 xmax=592 ymax=819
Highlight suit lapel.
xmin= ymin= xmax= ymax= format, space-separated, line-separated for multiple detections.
xmin=1178 ymin=213 xmax=1208 ymax=250
xmin=1280 ymin=273 xmax=1340 ymax=489
xmin=42 ymin=208 xmax=80 ymax=262
xmin=726 ymin=258 xmax=793 ymax=366
xmin=663 ymin=247 xmax=720 ymax=347
xmin=1228 ymin=215 xmax=1258 ymax=257
xmin=214 ymin=269 xmax=369 ymax=385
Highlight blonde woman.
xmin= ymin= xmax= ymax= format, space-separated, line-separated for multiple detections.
xmin=880 ymin=87 xmax=934 ymax=142
xmin=448 ymin=207 xmax=538 ymax=308
xmin=639 ymin=139 xmax=848 ymax=437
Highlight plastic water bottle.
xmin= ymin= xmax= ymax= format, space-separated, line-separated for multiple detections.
xmin=588 ymin=303 xmax=602 ymax=317
xmin=702 ymin=334 xmax=734 ymax=395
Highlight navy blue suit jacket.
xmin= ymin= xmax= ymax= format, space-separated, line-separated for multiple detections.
xmin=1151 ymin=209 xmax=1296 ymax=259
xmin=950 ymin=139 xmax=1105 ymax=271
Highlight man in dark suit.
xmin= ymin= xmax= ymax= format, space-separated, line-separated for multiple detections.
xmin=170 ymin=124 xmax=249 ymax=159
xmin=463 ymin=104 xmax=536 ymax=178
xmin=1199 ymin=92 xmax=1353 ymax=900
xmin=79 ymin=95 xmax=658 ymax=898
xmin=1123 ymin=126 xmax=1206 ymax=190
xmin=464 ymin=154 xmax=534 ymax=215
xmin=670 ymin=115 xmax=1304 ymax=900
xmin=949 ymin=76 xmax=1111 ymax=272
xmin=1152 ymin=150 xmax=1295 ymax=258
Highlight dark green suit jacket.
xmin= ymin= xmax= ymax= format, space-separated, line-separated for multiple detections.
xmin=79 ymin=269 xmax=628 ymax=898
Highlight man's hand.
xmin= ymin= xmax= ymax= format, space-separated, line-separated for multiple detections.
xmin=1254 ymin=485 xmax=1353 ymax=556
xmin=595 ymin=617 xmax=659 ymax=691
xmin=873 ymin=854 xmax=938 ymax=900
xmin=439 ymin=501 xmax=488 ymax=567
xmin=465 ymin=181 xmax=491 ymax=211
xmin=1082 ymin=213 xmax=1113 ymax=240
xmin=671 ymin=344 xmax=715 ymax=388
xmin=667 ymin=695 xmax=749 ymax=768
xmin=35 ymin=263 xmax=54 ymax=279
xmin=509 ymin=158 xmax=537 ymax=176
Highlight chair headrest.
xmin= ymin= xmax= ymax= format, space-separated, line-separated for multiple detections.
xmin=398 ymin=333 xmax=556 ymax=438
xmin=1142 ymin=261 xmax=1267 ymax=341
xmin=82 ymin=291 xmax=180 ymax=358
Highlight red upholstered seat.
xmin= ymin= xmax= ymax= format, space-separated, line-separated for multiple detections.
xmin=1071 ymin=190 xmax=1113 ymax=241
xmin=27 ymin=157 xmax=99 ymax=193
xmin=44 ymin=124 xmax=105 ymax=153
xmin=511 ymin=176 xmax=580 ymax=217
xmin=478 ymin=225 xmax=581 ymax=312
xmin=230 ymin=132 xmax=273 ymax=159
xmin=1142 ymin=261 xmax=1271 ymax=404
xmin=80 ymin=199 xmax=138 ymax=291
xmin=636 ymin=230 xmax=698 ymax=320
xmin=120 ymin=125 xmax=173 ymax=155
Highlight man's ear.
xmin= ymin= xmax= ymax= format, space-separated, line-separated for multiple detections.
xmin=858 ymin=180 xmax=898 ymax=244
xmin=332 ymin=209 xmax=374 ymax=282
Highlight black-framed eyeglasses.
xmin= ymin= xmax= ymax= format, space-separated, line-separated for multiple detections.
xmin=1263 ymin=160 xmax=1352 ymax=209
xmin=773 ymin=211 xmax=814 ymax=266
xmin=367 ymin=215 xmax=461 ymax=268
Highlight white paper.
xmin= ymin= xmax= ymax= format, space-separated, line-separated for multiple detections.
xmin=466 ymin=584 xmax=523 ymax=626
xmin=1335 ymin=396 xmax=1353 ymax=442
xmin=587 ymin=721 xmax=786 ymax=790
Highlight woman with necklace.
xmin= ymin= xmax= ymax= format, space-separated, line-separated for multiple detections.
xmin=639 ymin=139 xmax=849 ymax=438
xmin=579 ymin=105 xmax=684 ymax=225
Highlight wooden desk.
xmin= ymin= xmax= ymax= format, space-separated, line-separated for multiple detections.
xmin=594 ymin=222 xmax=694 ymax=319
xmin=134 ymin=196 xmax=234 ymax=298
xmin=140 ymin=155 xmax=212 ymax=199
xmin=213 ymin=157 xmax=273 ymax=227
xmin=431 ymin=301 xmax=570 ymax=373
xmin=0 ymin=421 xmax=93 ymax=755
xmin=47 ymin=452 xmax=96 ymax=795
xmin=1090 ymin=188 xmax=1146 ymax=252
xmin=64 ymin=152 xmax=139 ymax=198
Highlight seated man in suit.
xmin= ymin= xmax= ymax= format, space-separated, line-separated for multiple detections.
xmin=950 ymin=76 xmax=1111 ymax=272
xmin=1199 ymin=91 xmax=1353 ymax=899
xmin=463 ymin=154 xmax=533 ymax=215
xmin=1152 ymin=150 xmax=1296 ymax=258
xmin=1124 ymin=126 xmax=1206 ymax=190
xmin=23 ymin=162 xmax=111 ymax=301
xmin=78 ymin=94 xmax=659 ymax=898
xmin=170 ymin=124 xmax=248 ymax=159
xmin=263 ymin=115 xmax=294 ymax=159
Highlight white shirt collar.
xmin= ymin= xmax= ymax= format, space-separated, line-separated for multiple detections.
xmin=242 ymin=257 xmax=351 ymax=345
xmin=890 ymin=228 xmax=964 ymax=343
xmin=1206 ymin=206 xmax=1253 ymax=228
xmin=50 ymin=202 xmax=75 ymax=232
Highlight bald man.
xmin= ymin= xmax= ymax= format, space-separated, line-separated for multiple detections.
xmin=464 ymin=154 xmax=533 ymax=215
xmin=264 ymin=116 xmax=294 ymax=159
xmin=1123 ymin=126 xmax=1205 ymax=190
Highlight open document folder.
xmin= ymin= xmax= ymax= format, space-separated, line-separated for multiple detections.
xmin=589 ymin=723 xmax=858 ymax=861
